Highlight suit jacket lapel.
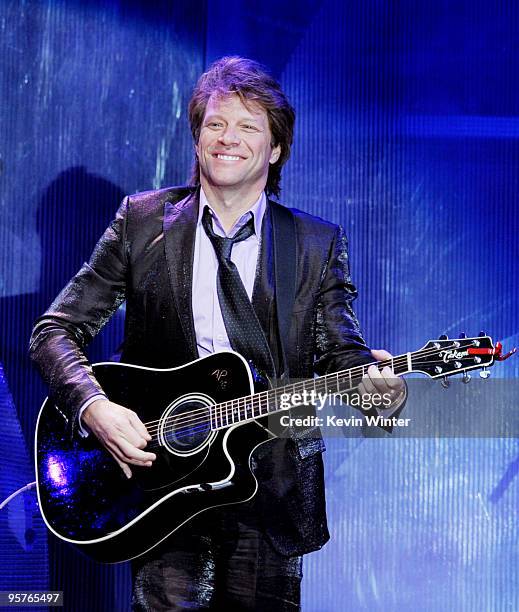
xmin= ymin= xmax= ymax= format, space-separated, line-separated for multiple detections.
xmin=252 ymin=202 xmax=279 ymax=373
xmin=163 ymin=190 xmax=199 ymax=360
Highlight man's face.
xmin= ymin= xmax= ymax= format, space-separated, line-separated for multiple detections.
xmin=195 ymin=93 xmax=281 ymax=193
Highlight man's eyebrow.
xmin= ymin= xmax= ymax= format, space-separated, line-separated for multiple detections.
xmin=203 ymin=113 xmax=225 ymax=122
xmin=204 ymin=113 xmax=262 ymax=124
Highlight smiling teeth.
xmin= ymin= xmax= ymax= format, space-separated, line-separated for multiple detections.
xmin=217 ymin=154 xmax=240 ymax=160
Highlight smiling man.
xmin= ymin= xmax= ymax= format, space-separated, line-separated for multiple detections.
xmin=30 ymin=57 xmax=404 ymax=611
xmin=195 ymin=94 xmax=280 ymax=227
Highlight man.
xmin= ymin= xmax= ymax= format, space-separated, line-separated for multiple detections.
xmin=30 ymin=56 xmax=404 ymax=611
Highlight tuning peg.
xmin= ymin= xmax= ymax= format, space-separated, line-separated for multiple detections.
xmin=479 ymin=331 xmax=486 ymax=337
xmin=462 ymin=372 xmax=471 ymax=384
xmin=439 ymin=334 xmax=448 ymax=340
xmin=459 ymin=332 xmax=466 ymax=338
xmin=479 ymin=368 xmax=491 ymax=379
xmin=441 ymin=376 xmax=450 ymax=388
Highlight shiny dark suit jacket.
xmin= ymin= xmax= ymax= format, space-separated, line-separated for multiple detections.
xmin=29 ymin=186 xmax=374 ymax=557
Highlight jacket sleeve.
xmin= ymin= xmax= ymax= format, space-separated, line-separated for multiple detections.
xmin=313 ymin=224 xmax=373 ymax=375
xmin=313 ymin=224 xmax=407 ymax=428
xmin=29 ymin=197 xmax=129 ymax=438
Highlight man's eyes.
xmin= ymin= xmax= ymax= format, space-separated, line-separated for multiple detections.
xmin=205 ymin=122 xmax=259 ymax=131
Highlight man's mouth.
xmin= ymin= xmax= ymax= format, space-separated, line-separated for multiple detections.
xmin=213 ymin=154 xmax=241 ymax=161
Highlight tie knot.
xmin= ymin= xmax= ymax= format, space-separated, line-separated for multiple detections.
xmin=202 ymin=206 xmax=255 ymax=262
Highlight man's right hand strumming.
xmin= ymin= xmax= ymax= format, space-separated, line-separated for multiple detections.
xmin=82 ymin=399 xmax=156 ymax=479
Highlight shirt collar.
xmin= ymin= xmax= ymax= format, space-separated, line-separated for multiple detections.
xmin=197 ymin=187 xmax=267 ymax=238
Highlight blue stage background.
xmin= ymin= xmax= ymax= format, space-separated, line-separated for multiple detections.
xmin=0 ymin=1 xmax=517 ymax=610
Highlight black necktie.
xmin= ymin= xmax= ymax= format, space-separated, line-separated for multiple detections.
xmin=201 ymin=206 xmax=275 ymax=378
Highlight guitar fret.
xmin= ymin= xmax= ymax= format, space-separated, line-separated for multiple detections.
xmin=333 ymin=371 xmax=339 ymax=392
xmin=224 ymin=402 xmax=230 ymax=427
xmin=262 ymin=392 xmax=267 ymax=416
xmin=268 ymin=388 xmax=278 ymax=416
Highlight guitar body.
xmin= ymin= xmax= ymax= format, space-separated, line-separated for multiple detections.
xmin=35 ymin=352 xmax=273 ymax=563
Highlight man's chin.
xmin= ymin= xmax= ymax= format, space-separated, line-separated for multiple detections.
xmin=205 ymin=173 xmax=248 ymax=189
xmin=201 ymin=170 xmax=267 ymax=194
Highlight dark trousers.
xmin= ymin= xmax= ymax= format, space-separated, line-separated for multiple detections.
xmin=130 ymin=507 xmax=302 ymax=611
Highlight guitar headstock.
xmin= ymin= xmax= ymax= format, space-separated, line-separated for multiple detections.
xmin=412 ymin=334 xmax=515 ymax=381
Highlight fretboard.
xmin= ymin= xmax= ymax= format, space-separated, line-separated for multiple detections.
xmin=209 ymin=352 xmax=414 ymax=431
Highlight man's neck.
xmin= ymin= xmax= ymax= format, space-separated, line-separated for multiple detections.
xmin=200 ymin=181 xmax=265 ymax=233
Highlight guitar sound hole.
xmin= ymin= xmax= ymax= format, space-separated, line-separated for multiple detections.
xmin=160 ymin=398 xmax=213 ymax=455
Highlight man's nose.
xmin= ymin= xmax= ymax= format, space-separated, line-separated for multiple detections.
xmin=218 ymin=125 xmax=240 ymax=146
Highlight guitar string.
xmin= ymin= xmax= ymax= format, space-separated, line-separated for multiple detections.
xmin=143 ymin=366 xmax=485 ymax=447
xmin=142 ymin=349 xmax=483 ymax=438
xmin=142 ymin=354 xmax=404 ymax=435
xmin=142 ymin=351 xmax=478 ymax=449
xmin=138 ymin=347 xmax=485 ymax=441
xmin=145 ymin=363 xmax=482 ymax=443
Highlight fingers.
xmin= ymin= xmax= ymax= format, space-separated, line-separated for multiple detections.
xmin=108 ymin=450 xmax=133 ymax=479
xmin=128 ymin=410 xmax=152 ymax=442
xmin=122 ymin=420 xmax=151 ymax=451
xmin=113 ymin=408 xmax=151 ymax=449
xmin=104 ymin=434 xmax=156 ymax=466
xmin=85 ymin=400 xmax=156 ymax=476
xmin=368 ymin=349 xmax=405 ymax=394
xmin=370 ymin=348 xmax=393 ymax=362
xmin=364 ymin=364 xmax=385 ymax=394
xmin=366 ymin=365 xmax=404 ymax=392
xmin=358 ymin=354 xmax=405 ymax=410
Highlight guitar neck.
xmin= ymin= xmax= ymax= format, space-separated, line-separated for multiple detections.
xmin=208 ymin=335 xmax=503 ymax=430
xmin=210 ymin=353 xmax=414 ymax=431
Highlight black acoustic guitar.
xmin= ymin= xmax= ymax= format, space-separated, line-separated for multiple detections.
xmin=35 ymin=335 xmax=512 ymax=562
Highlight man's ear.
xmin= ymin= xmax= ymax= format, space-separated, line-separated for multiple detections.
xmin=269 ymin=144 xmax=281 ymax=164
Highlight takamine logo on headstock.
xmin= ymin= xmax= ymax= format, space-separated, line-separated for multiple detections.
xmin=414 ymin=333 xmax=516 ymax=383
xmin=438 ymin=349 xmax=469 ymax=363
